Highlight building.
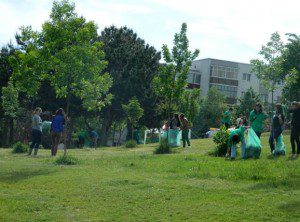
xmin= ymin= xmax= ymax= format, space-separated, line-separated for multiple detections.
xmin=187 ymin=58 xmax=283 ymax=104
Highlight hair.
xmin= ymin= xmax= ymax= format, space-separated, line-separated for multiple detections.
xmin=229 ymin=107 xmax=233 ymax=111
xmin=180 ymin=113 xmax=185 ymax=118
xmin=232 ymin=134 xmax=240 ymax=144
xmin=275 ymin=103 xmax=283 ymax=114
xmin=33 ymin=107 xmax=42 ymax=115
xmin=254 ymin=103 xmax=262 ymax=113
xmin=55 ymin=108 xmax=64 ymax=116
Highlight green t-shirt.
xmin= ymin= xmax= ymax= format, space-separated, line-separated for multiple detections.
xmin=222 ymin=110 xmax=231 ymax=124
xmin=228 ymin=126 xmax=245 ymax=147
xmin=248 ymin=110 xmax=267 ymax=133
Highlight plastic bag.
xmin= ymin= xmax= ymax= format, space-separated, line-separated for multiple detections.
xmin=160 ymin=129 xmax=181 ymax=147
xmin=273 ymin=134 xmax=286 ymax=155
xmin=245 ymin=128 xmax=261 ymax=158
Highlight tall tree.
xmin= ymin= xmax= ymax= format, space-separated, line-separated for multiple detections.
xmin=281 ymin=33 xmax=300 ymax=102
xmin=251 ymin=32 xmax=284 ymax=107
xmin=236 ymin=87 xmax=261 ymax=117
xmin=98 ymin=26 xmax=161 ymax=145
xmin=153 ymin=23 xmax=199 ymax=119
xmin=178 ymin=89 xmax=200 ymax=125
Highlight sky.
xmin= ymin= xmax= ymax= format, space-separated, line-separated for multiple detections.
xmin=0 ymin=0 xmax=299 ymax=63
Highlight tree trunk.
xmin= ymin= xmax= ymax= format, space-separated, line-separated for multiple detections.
xmin=9 ymin=117 xmax=13 ymax=146
xmin=66 ymin=94 xmax=70 ymax=116
xmin=112 ymin=123 xmax=116 ymax=146
xmin=100 ymin=109 xmax=111 ymax=146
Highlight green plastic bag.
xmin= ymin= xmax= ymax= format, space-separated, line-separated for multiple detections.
xmin=245 ymin=128 xmax=261 ymax=158
xmin=160 ymin=129 xmax=181 ymax=147
xmin=42 ymin=121 xmax=52 ymax=133
xmin=273 ymin=134 xmax=286 ymax=155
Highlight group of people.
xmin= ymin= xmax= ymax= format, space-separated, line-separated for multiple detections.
xmin=163 ymin=113 xmax=191 ymax=147
xmin=224 ymin=101 xmax=300 ymax=159
xmin=28 ymin=107 xmax=66 ymax=156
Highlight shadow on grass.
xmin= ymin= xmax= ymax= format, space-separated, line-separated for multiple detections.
xmin=247 ymin=179 xmax=300 ymax=190
xmin=0 ymin=169 xmax=55 ymax=183
xmin=278 ymin=200 xmax=300 ymax=213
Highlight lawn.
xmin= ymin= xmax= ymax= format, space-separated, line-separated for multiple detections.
xmin=0 ymin=134 xmax=299 ymax=221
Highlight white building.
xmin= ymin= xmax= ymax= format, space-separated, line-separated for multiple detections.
xmin=187 ymin=58 xmax=283 ymax=104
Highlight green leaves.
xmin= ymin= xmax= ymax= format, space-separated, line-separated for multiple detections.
xmin=1 ymin=82 xmax=20 ymax=118
xmin=122 ymin=98 xmax=144 ymax=127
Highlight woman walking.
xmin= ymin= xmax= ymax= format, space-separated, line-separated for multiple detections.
xmin=180 ymin=114 xmax=190 ymax=148
xmin=50 ymin=108 xmax=66 ymax=156
xmin=269 ymin=103 xmax=285 ymax=154
xmin=289 ymin=101 xmax=300 ymax=158
xmin=28 ymin=107 xmax=43 ymax=156
xmin=248 ymin=103 xmax=267 ymax=138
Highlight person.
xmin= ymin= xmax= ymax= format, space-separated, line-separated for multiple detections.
xmin=289 ymin=101 xmax=300 ymax=158
xmin=88 ymin=130 xmax=98 ymax=148
xmin=28 ymin=107 xmax=43 ymax=156
xmin=269 ymin=103 xmax=285 ymax=154
xmin=180 ymin=114 xmax=190 ymax=148
xmin=162 ymin=121 xmax=169 ymax=131
xmin=50 ymin=108 xmax=66 ymax=156
xmin=226 ymin=126 xmax=246 ymax=159
xmin=169 ymin=114 xmax=181 ymax=129
xmin=222 ymin=107 xmax=233 ymax=129
xmin=248 ymin=103 xmax=267 ymax=138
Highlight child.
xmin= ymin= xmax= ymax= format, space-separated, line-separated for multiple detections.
xmin=226 ymin=126 xmax=246 ymax=159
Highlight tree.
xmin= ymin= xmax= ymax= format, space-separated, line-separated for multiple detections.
xmin=193 ymin=87 xmax=226 ymax=136
xmin=10 ymin=0 xmax=113 ymax=116
xmin=236 ymin=87 xmax=261 ymax=117
xmin=251 ymin=32 xmax=284 ymax=107
xmin=153 ymin=23 xmax=200 ymax=119
xmin=281 ymin=33 xmax=300 ymax=102
xmin=98 ymin=26 xmax=161 ymax=145
xmin=122 ymin=98 xmax=144 ymax=140
xmin=178 ymin=88 xmax=200 ymax=125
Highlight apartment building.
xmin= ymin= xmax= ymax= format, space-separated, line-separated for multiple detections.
xmin=187 ymin=58 xmax=283 ymax=104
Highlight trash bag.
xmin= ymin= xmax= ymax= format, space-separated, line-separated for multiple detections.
xmin=273 ymin=134 xmax=286 ymax=155
xmin=160 ymin=129 xmax=181 ymax=147
xmin=245 ymin=128 xmax=261 ymax=158
xmin=42 ymin=121 xmax=52 ymax=133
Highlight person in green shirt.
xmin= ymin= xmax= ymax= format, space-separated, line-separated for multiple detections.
xmin=226 ymin=126 xmax=247 ymax=159
xmin=222 ymin=107 xmax=233 ymax=129
xmin=248 ymin=103 xmax=267 ymax=138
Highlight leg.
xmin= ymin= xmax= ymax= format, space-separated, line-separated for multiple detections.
xmin=231 ymin=144 xmax=236 ymax=159
xmin=51 ymin=132 xmax=56 ymax=156
xmin=29 ymin=130 xmax=36 ymax=155
xmin=290 ymin=129 xmax=296 ymax=155
xmin=295 ymin=130 xmax=300 ymax=155
xmin=241 ymin=139 xmax=246 ymax=159
xmin=269 ymin=132 xmax=275 ymax=153
xmin=34 ymin=131 xmax=42 ymax=156
xmin=53 ymin=133 xmax=61 ymax=156
xmin=182 ymin=130 xmax=186 ymax=147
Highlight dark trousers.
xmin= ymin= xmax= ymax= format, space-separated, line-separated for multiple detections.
xmin=29 ymin=129 xmax=42 ymax=155
xmin=290 ymin=128 xmax=300 ymax=154
xmin=182 ymin=129 xmax=190 ymax=147
xmin=51 ymin=132 xmax=61 ymax=156
xmin=255 ymin=131 xmax=261 ymax=138
xmin=224 ymin=123 xmax=230 ymax=129
xmin=269 ymin=128 xmax=282 ymax=153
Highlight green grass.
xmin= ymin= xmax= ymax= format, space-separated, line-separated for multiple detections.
xmin=0 ymin=134 xmax=299 ymax=221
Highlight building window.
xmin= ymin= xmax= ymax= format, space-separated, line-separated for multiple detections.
xmin=210 ymin=83 xmax=238 ymax=98
xmin=243 ymin=73 xmax=251 ymax=81
xmin=211 ymin=65 xmax=238 ymax=79
xmin=260 ymin=94 xmax=268 ymax=102
xmin=194 ymin=74 xmax=201 ymax=85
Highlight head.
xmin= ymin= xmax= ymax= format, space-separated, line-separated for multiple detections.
xmin=34 ymin=107 xmax=42 ymax=115
xmin=275 ymin=103 xmax=283 ymax=114
xmin=255 ymin=103 xmax=262 ymax=113
xmin=229 ymin=107 xmax=233 ymax=112
xmin=174 ymin=113 xmax=179 ymax=120
xmin=232 ymin=134 xmax=240 ymax=144
xmin=56 ymin=108 xmax=64 ymax=116
xmin=179 ymin=113 xmax=185 ymax=119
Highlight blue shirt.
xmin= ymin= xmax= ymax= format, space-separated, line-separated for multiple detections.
xmin=51 ymin=115 xmax=65 ymax=133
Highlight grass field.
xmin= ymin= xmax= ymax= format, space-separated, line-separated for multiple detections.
xmin=0 ymin=134 xmax=299 ymax=221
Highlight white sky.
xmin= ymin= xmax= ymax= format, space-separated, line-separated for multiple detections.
xmin=0 ymin=0 xmax=299 ymax=63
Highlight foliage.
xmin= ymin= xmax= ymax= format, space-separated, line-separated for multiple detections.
xmin=125 ymin=140 xmax=137 ymax=148
xmin=1 ymin=82 xmax=20 ymax=118
xmin=236 ymin=87 xmax=261 ymax=117
xmin=178 ymin=88 xmax=200 ymax=125
xmin=153 ymin=23 xmax=199 ymax=118
xmin=193 ymin=87 xmax=226 ymax=136
xmin=281 ymin=34 xmax=300 ymax=101
xmin=211 ymin=126 xmax=230 ymax=157
xmin=55 ymin=155 xmax=79 ymax=165
xmin=250 ymin=32 xmax=284 ymax=106
xmin=122 ymin=98 xmax=144 ymax=139
xmin=11 ymin=142 xmax=28 ymax=153
xmin=154 ymin=139 xmax=171 ymax=154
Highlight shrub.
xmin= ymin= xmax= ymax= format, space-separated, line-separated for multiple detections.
xmin=12 ymin=142 xmax=28 ymax=154
xmin=125 ymin=140 xmax=137 ymax=148
xmin=55 ymin=155 xmax=79 ymax=165
xmin=211 ymin=126 xmax=230 ymax=157
xmin=154 ymin=139 xmax=171 ymax=154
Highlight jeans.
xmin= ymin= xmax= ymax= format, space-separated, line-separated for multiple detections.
xmin=231 ymin=139 xmax=246 ymax=159
xmin=269 ymin=128 xmax=282 ymax=153
xmin=182 ymin=129 xmax=190 ymax=147
xmin=29 ymin=129 xmax=42 ymax=155
xmin=291 ymin=128 xmax=300 ymax=154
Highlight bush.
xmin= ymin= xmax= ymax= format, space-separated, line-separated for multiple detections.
xmin=211 ymin=126 xmax=229 ymax=157
xmin=125 ymin=140 xmax=137 ymax=148
xmin=154 ymin=139 xmax=171 ymax=154
xmin=12 ymin=142 xmax=28 ymax=154
xmin=55 ymin=155 xmax=79 ymax=165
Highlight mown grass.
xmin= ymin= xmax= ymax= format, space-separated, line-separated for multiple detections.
xmin=0 ymin=134 xmax=299 ymax=221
